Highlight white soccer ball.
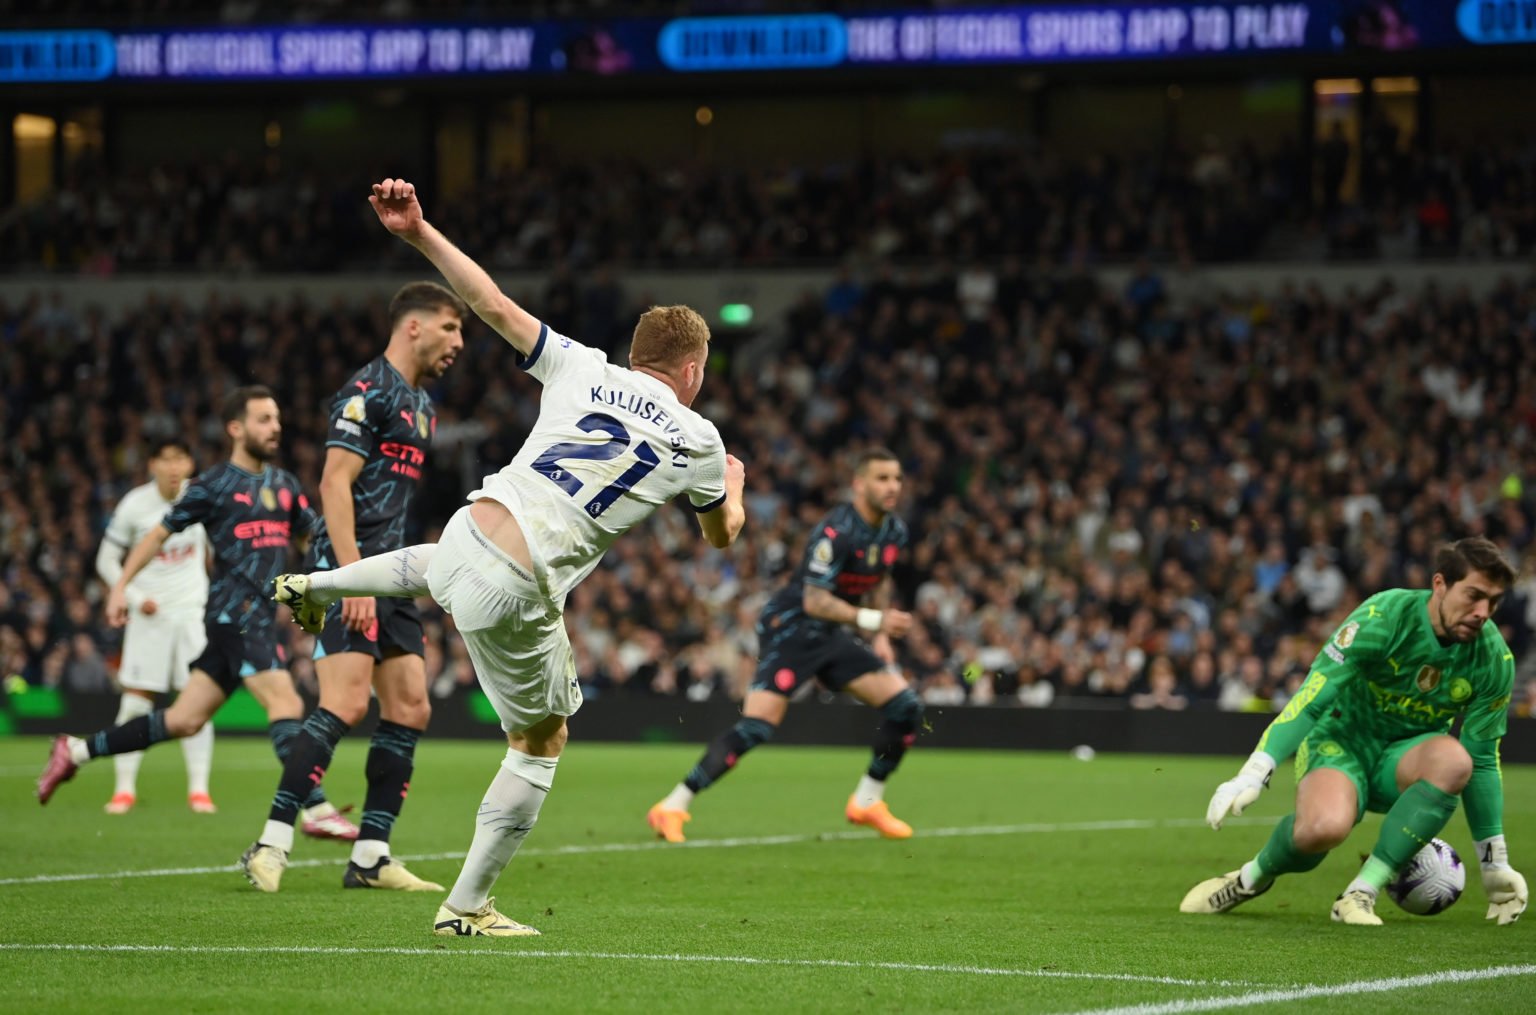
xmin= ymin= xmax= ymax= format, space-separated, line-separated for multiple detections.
xmin=1385 ymin=838 xmax=1465 ymax=916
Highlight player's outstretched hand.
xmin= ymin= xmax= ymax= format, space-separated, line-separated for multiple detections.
xmin=880 ymin=608 xmax=914 ymax=638
xmin=369 ymin=178 xmax=425 ymax=239
xmin=1205 ymin=751 xmax=1276 ymax=829
xmin=1482 ymin=866 xmax=1528 ymax=926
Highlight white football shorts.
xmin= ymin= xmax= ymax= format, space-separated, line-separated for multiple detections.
xmin=117 ymin=609 xmax=208 ymax=694
xmin=429 ymin=506 xmax=581 ymax=733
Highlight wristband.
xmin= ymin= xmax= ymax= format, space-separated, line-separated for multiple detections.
xmin=1477 ymin=834 xmax=1510 ymax=870
xmin=1241 ymin=750 xmax=1277 ymax=782
xmin=856 ymin=608 xmax=884 ymax=632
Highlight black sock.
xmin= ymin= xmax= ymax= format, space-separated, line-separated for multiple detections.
xmin=267 ymin=709 xmax=349 ymax=823
xmin=684 ymin=717 xmax=776 ymax=792
xmin=358 ymin=721 xmax=423 ymax=848
xmin=88 ymin=711 xmax=170 ymax=758
xmin=868 ymin=689 xmax=924 ymax=781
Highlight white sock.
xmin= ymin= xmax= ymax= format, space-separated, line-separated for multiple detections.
xmin=67 ymin=736 xmax=91 ymax=766
xmin=112 ymin=694 xmax=154 ymax=795
xmin=1345 ymin=877 xmax=1380 ymax=898
xmin=304 ymin=801 xmax=337 ymax=820
xmin=180 ymin=719 xmax=214 ymax=797
xmin=445 ymin=748 xmax=559 ymax=913
xmin=854 ymin=775 xmax=885 ymax=808
xmin=351 ymin=839 xmax=390 ymax=869
xmin=1239 ymin=861 xmax=1269 ymax=891
xmin=660 ymin=783 xmax=695 ymax=812
xmin=259 ymin=819 xmax=294 ymax=853
xmin=309 ymin=545 xmax=436 ymax=601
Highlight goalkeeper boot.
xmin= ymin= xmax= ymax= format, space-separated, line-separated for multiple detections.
xmin=646 ymin=803 xmax=690 ymax=843
xmin=433 ymin=898 xmax=540 ymax=937
xmin=343 ymin=857 xmax=444 ymax=892
xmin=1179 ymin=870 xmax=1272 ymax=914
xmin=845 ymin=796 xmax=913 ymax=839
xmin=240 ymin=842 xmax=288 ymax=893
xmin=1331 ymin=889 xmax=1383 ymax=926
xmin=272 ymin=574 xmax=328 ymax=635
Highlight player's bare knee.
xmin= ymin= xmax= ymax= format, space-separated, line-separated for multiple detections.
xmin=163 ymin=703 xmax=208 ymax=739
xmin=1424 ymin=739 xmax=1473 ymax=793
xmin=384 ymin=696 xmax=430 ymax=730
xmin=326 ymin=696 xmax=369 ymax=727
xmin=1293 ymin=812 xmax=1353 ymax=852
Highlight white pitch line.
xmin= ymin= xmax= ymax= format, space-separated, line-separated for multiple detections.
xmin=0 ymin=943 xmax=1267 ymax=988
xmin=0 ymin=815 xmax=1270 ymax=887
xmin=1057 ymin=963 xmax=1536 ymax=1015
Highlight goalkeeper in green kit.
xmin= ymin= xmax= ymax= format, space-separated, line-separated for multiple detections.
xmin=1181 ymin=537 xmax=1528 ymax=926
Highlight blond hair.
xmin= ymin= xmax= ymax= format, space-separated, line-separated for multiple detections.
xmin=630 ymin=305 xmax=711 ymax=372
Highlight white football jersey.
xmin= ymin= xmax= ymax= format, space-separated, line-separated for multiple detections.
xmin=101 ymin=481 xmax=210 ymax=614
xmin=469 ymin=324 xmax=728 ymax=600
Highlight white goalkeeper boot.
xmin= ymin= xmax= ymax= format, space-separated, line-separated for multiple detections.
xmin=1180 ymin=870 xmax=1271 ymax=914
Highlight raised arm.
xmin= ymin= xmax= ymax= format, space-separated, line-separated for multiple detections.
xmin=369 ymin=178 xmax=541 ymax=357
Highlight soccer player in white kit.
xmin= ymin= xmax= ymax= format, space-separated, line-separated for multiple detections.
xmin=94 ymin=439 xmax=215 ymax=814
xmin=266 ymin=178 xmax=747 ymax=936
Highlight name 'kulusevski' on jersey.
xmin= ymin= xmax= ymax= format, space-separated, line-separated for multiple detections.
xmin=311 ymin=355 xmax=436 ymax=563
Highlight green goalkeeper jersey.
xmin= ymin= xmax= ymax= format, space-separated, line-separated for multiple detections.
xmin=1256 ymin=587 xmax=1515 ymax=837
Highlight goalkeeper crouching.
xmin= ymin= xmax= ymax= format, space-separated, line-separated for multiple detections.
xmin=1181 ymin=537 xmax=1528 ymax=927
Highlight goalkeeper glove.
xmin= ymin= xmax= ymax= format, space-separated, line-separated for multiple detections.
xmin=1205 ymin=751 xmax=1276 ymax=830
xmin=1477 ymin=835 xmax=1528 ymax=926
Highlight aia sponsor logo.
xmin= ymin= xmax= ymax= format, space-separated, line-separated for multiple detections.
xmin=381 ymin=441 xmax=426 ymax=480
xmin=233 ymin=519 xmax=291 ymax=549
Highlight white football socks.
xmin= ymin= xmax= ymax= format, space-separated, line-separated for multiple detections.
xmin=660 ymin=784 xmax=695 ymax=812
xmin=309 ymin=544 xmax=436 ymax=602
xmin=180 ymin=719 xmax=214 ymax=797
xmin=445 ymin=748 xmax=559 ymax=914
xmin=111 ymin=693 xmax=154 ymax=795
xmin=351 ymin=839 xmax=390 ymax=869
xmin=854 ymin=775 xmax=885 ymax=808
xmin=259 ymin=819 xmax=295 ymax=853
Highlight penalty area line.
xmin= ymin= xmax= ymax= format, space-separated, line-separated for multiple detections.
xmin=1055 ymin=963 xmax=1536 ymax=1015
xmin=0 ymin=815 xmax=1270 ymax=887
xmin=0 ymin=942 xmax=1271 ymax=988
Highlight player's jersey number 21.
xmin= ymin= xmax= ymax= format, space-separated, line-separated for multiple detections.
xmin=531 ymin=412 xmax=661 ymax=519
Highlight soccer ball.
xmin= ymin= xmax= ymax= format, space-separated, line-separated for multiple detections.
xmin=1385 ymin=838 xmax=1465 ymax=916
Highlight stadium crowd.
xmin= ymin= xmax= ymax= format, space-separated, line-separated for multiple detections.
xmin=10 ymin=131 xmax=1536 ymax=276
xmin=3 ymin=262 xmax=1536 ymax=718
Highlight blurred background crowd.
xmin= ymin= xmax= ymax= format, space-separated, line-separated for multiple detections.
xmin=6 ymin=257 xmax=1536 ymax=718
xmin=6 ymin=0 xmax=1536 ymax=725
xmin=10 ymin=132 xmax=1536 ymax=276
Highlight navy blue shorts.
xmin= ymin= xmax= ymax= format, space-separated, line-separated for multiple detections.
xmin=750 ymin=616 xmax=884 ymax=697
xmin=191 ymin=613 xmax=287 ymax=695
xmin=314 ymin=597 xmax=424 ymax=661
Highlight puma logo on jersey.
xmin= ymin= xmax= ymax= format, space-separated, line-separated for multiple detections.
xmin=233 ymin=492 xmax=253 ymax=506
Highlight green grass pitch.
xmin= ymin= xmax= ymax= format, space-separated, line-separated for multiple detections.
xmin=1 ymin=735 xmax=1533 ymax=1013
